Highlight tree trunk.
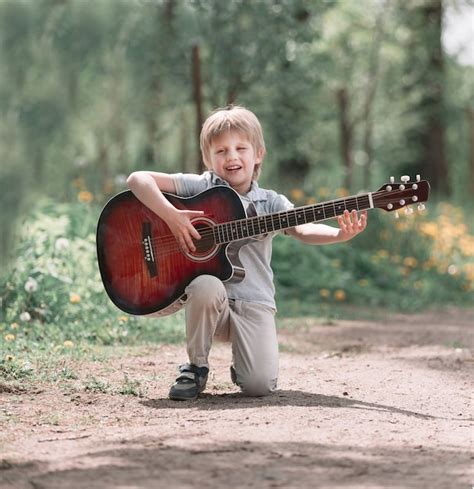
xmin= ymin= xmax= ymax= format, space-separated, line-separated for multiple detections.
xmin=337 ymin=87 xmax=353 ymax=190
xmin=180 ymin=109 xmax=190 ymax=173
xmin=423 ymin=0 xmax=448 ymax=194
xmin=192 ymin=44 xmax=204 ymax=172
xmin=467 ymin=107 xmax=474 ymax=197
xmin=362 ymin=8 xmax=384 ymax=190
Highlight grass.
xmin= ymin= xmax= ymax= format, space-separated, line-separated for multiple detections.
xmin=118 ymin=375 xmax=148 ymax=397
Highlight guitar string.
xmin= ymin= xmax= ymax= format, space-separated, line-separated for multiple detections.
xmin=148 ymin=191 xmax=378 ymax=248
xmin=149 ymin=194 xmax=368 ymax=256
xmin=141 ymin=188 xmax=420 ymax=259
xmin=158 ymin=186 xmax=413 ymax=248
xmin=146 ymin=188 xmax=421 ymax=258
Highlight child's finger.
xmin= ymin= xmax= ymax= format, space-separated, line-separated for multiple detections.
xmin=338 ymin=215 xmax=347 ymax=231
xmin=189 ymin=225 xmax=202 ymax=241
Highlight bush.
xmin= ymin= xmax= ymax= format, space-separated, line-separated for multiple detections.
xmin=273 ymin=200 xmax=473 ymax=313
xmin=0 ymin=199 xmax=184 ymax=360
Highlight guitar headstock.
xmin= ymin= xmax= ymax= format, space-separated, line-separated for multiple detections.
xmin=374 ymin=175 xmax=430 ymax=216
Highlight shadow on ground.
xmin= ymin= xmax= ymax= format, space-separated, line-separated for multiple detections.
xmin=1 ymin=438 xmax=470 ymax=489
xmin=141 ymin=390 xmax=446 ymax=420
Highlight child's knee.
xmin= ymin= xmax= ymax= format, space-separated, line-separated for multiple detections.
xmin=236 ymin=371 xmax=277 ymax=397
xmin=185 ymin=275 xmax=226 ymax=306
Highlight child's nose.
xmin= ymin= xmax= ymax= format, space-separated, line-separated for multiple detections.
xmin=226 ymin=148 xmax=239 ymax=161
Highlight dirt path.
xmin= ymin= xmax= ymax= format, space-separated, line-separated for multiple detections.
xmin=1 ymin=308 xmax=473 ymax=489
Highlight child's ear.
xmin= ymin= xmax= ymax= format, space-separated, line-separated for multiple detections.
xmin=256 ymin=147 xmax=265 ymax=164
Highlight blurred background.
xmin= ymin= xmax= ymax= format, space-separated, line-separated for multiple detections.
xmin=0 ymin=0 xmax=473 ymax=353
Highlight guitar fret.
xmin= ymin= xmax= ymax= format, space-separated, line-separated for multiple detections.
xmin=237 ymin=219 xmax=244 ymax=239
xmin=334 ymin=199 xmax=346 ymax=215
xmin=324 ymin=202 xmax=333 ymax=219
xmin=215 ymin=192 xmax=372 ymax=244
xmin=242 ymin=220 xmax=248 ymax=238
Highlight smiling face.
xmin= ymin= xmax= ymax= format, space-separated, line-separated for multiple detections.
xmin=207 ymin=130 xmax=264 ymax=195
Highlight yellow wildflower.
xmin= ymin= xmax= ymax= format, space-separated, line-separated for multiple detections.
xmin=290 ymin=188 xmax=305 ymax=202
xmin=334 ymin=289 xmax=346 ymax=301
xmin=459 ymin=236 xmax=474 ymax=257
xmin=336 ymin=188 xmax=349 ymax=197
xmin=78 ymin=190 xmax=94 ymax=203
xmin=103 ymin=179 xmax=114 ymax=194
xmin=422 ymin=259 xmax=436 ymax=270
xmin=395 ymin=222 xmax=409 ymax=232
xmin=463 ymin=263 xmax=474 ymax=281
xmin=319 ymin=289 xmax=330 ymax=299
xmin=4 ymin=334 xmax=15 ymax=342
xmin=69 ymin=293 xmax=81 ymax=304
xmin=401 ymin=267 xmax=411 ymax=276
xmin=318 ymin=187 xmax=329 ymax=198
xmin=72 ymin=177 xmax=85 ymax=189
xmin=403 ymin=257 xmax=418 ymax=268
xmin=118 ymin=316 xmax=128 ymax=323
xmin=306 ymin=197 xmax=317 ymax=205
xmin=63 ymin=340 xmax=74 ymax=348
xmin=420 ymin=222 xmax=437 ymax=238
xmin=10 ymin=323 xmax=19 ymax=330
xmin=4 ymin=354 xmax=15 ymax=361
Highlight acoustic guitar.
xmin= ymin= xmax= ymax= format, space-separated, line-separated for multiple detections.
xmin=96 ymin=176 xmax=430 ymax=316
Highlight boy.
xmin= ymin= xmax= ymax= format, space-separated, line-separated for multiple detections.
xmin=127 ymin=105 xmax=367 ymax=401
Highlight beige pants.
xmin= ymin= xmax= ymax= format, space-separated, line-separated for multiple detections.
xmin=183 ymin=275 xmax=279 ymax=396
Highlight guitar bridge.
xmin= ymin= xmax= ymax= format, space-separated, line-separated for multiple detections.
xmin=142 ymin=222 xmax=158 ymax=277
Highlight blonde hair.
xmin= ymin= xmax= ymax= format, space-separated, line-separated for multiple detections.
xmin=200 ymin=105 xmax=266 ymax=180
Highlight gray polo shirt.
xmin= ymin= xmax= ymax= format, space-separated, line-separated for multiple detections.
xmin=173 ymin=171 xmax=294 ymax=309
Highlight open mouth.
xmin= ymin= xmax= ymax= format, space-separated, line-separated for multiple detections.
xmin=225 ymin=165 xmax=242 ymax=172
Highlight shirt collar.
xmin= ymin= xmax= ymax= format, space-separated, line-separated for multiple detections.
xmin=208 ymin=171 xmax=267 ymax=202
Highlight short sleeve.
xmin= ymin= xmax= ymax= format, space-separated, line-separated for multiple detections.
xmin=172 ymin=172 xmax=212 ymax=197
xmin=269 ymin=192 xmax=294 ymax=213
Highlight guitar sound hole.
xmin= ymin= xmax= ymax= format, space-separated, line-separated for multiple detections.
xmin=194 ymin=223 xmax=215 ymax=253
xmin=186 ymin=220 xmax=219 ymax=262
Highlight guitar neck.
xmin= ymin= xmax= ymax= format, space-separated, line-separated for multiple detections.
xmin=214 ymin=192 xmax=373 ymax=244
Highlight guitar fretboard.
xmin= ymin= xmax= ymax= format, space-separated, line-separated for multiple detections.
xmin=213 ymin=193 xmax=372 ymax=244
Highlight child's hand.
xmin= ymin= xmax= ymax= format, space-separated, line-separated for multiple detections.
xmin=337 ymin=210 xmax=367 ymax=242
xmin=165 ymin=208 xmax=204 ymax=253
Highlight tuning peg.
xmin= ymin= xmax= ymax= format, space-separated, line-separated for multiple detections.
xmin=401 ymin=175 xmax=410 ymax=183
xmin=416 ymin=174 xmax=421 ymax=182
xmin=394 ymin=211 xmax=400 ymax=219
xmin=390 ymin=176 xmax=395 ymax=184
xmin=405 ymin=207 xmax=414 ymax=215
xmin=418 ymin=203 xmax=426 ymax=212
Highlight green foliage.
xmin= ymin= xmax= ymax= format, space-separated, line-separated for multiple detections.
xmin=0 ymin=0 xmax=473 ymax=268
xmin=0 ymin=199 xmax=185 ymax=362
xmin=83 ymin=376 xmax=112 ymax=394
xmin=273 ymin=200 xmax=474 ymax=314
xmin=118 ymin=375 xmax=147 ymax=397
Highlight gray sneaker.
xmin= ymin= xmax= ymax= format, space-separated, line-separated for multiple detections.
xmin=168 ymin=363 xmax=209 ymax=401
